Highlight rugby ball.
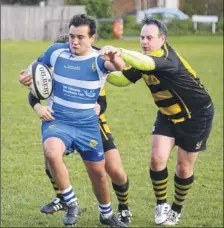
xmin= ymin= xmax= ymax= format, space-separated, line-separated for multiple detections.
xmin=28 ymin=61 xmax=53 ymax=100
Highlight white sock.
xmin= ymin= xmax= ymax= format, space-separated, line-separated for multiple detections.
xmin=98 ymin=202 xmax=113 ymax=219
xmin=61 ymin=185 xmax=76 ymax=205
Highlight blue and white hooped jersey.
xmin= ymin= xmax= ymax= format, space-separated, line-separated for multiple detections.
xmin=37 ymin=43 xmax=108 ymax=121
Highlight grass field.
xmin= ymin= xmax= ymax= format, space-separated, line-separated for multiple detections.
xmin=1 ymin=36 xmax=223 ymax=227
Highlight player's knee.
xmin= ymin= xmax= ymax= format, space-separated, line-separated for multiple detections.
xmin=43 ymin=138 xmax=64 ymax=163
xmin=176 ymin=162 xmax=194 ymax=178
xmin=150 ymin=154 xmax=167 ymax=170
xmin=95 ymin=172 xmax=108 ymax=186
xmin=44 ymin=146 xmax=62 ymax=163
xmin=91 ymin=168 xmax=108 ymax=184
xmin=45 ymin=151 xmax=58 ymax=163
xmin=107 ymin=168 xmax=126 ymax=184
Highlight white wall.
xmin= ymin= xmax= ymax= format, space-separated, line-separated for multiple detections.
xmin=1 ymin=5 xmax=86 ymax=40
xmin=165 ymin=0 xmax=179 ymax=8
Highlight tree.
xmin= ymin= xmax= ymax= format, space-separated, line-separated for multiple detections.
xmin=65 ymin=0 xmax=113 ymax=18
xmin=180 ymin=0 xmax=223 ymax=17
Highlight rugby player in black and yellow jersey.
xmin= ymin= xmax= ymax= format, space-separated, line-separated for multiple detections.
xmin=19 ymin=34 xmax=132 ymax=225
xmin=101 ymin=17 xmax=214 ymax=226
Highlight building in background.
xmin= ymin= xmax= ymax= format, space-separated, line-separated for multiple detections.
xmin=112 ymin=0 xmax=180 ymax=17
xmin=47 ymin=0 xmax=64 ymax=5
xmin=157 ymin=0 xmax=179 ymax=8
xmin=1 ymin=4 xmax=86 ymax=40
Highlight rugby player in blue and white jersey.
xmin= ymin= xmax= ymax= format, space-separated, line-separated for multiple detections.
xmin=21 ymin=34 xmax=132 ymax=226
xmin=19 ymin=14 xmax=126 ymax=227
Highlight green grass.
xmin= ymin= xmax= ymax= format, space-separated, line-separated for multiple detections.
xmin=1 ymin=36 xmax=223 ymax=227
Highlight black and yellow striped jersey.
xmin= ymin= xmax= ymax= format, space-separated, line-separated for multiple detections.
xmin=98 ymin=86 xmax=107 ymax=120
xmin=99 ymin=86 xmax=106 ymax=98
xmin=122 ymin=42 xmax=212 ymax=123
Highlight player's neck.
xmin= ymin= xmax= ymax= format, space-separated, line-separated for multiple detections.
xmin=82 ymin=47 xmax=96 ymax=56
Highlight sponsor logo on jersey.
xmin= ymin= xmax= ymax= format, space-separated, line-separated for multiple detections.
xmin=92 ymin=62 xmax=96 ymax=72
xmin=143 ymin=74 xmax=160 ymax=85
xmin=64 ymin=65 xmax=80 ymax=70
xmin=84 ymin=89 xmax=96 ymax=98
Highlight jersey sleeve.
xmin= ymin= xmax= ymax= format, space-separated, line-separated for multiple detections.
xmin=92 ymin=45 xmax=101 ymax=51
xmin=120 ymin=48 xmax=178 ymax=73
xmin=122 ymin=66 xmax=142 ymax=83
xmin=37 ymin=43 xmax=68 ymax=67
xmin=150 ymin=54 xmax=179 ymax=73
xmin=28 ymin=92 xmax=41 ymax=108
xmin=96 ymin=55 xmax=109 ymax=74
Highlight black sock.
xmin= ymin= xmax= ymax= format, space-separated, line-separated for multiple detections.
xmin=112 ymin=177 xmax=129 ymax=210
xmin=171 ymin=173 xmax=194 ymax=213
xmin=45 ymin=169 xmax=61 ymax=197
xmin=150 ymin=167 xmax=168 ymax=205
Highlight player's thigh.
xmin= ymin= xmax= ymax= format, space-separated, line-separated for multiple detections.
xmin=175 ymin=103 xmax=214 ymax=152
xmin=75 ymin=123 xmax=105 ymax=162
xmin=83 ymin=159 xmax=107 ymax=182
xmin=99 ymin=116 xmax=126 ymax=176
xmin=177 ymin=147 xmax=199 ymax=168
xmin=41 ymin=120 xmax=74 ymax=156
xmin=99 ymin=115 xmax=117 ymax=152
xmin=151 ymin=135 xmax=175 ymax=160
xmin=176 ymin=147 xmax=199 ymax=177
xmin=43 ymin=137 xmax=66 ymax=159
xmin=105 ymin=149 xmax=125 ymax=174
xmin=151 ymin=111 xmax=175 ymax=159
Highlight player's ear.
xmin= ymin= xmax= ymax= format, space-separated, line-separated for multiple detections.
xmin=91 ymin=34 xmax=96 ymax=43
xmin=161 ymin=34 xmax=166 ymax=42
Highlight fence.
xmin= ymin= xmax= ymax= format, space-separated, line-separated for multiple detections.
xmin=1 ymin=5 xmax=86 ymax=40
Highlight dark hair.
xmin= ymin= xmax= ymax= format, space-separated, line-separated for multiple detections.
xmin=141 ymin=17 xmax=167 ymax=37
xmin=69 ymin=14 xmax=96 ymax=36
xmin=54 ymin=34 xmax=69 ymax=43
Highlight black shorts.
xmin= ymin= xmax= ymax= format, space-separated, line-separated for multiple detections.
xmin=99 ymin=114 xmax=117 ymax=152
xmin=152 ymin=103 xmax=214 ymax=152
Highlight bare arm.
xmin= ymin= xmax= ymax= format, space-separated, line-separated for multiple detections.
xmin=101 ymin=46 xmax=126 ymax=71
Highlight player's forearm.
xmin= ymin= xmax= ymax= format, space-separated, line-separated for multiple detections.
xmin=120 ymin=49 xmax=155 ymax=71
xmin=107 ymin=71 xmax=132 ymax=87
xmin=28 ymin=92 xmax=41 ymax=109
xmin=110 ymin=56 xmax=126 ymax=71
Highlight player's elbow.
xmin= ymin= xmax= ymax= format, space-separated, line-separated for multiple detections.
xmin=107 ymin=71 xmax=132 ymax=87
xmin=116 ymin=61 xmax=126 ymax=71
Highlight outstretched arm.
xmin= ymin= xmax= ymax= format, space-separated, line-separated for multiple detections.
xmin=100 ymin=46 xmax=126 ymax=71
xmin=107 ymin=71 xmax=132 ymax=87
xmin=107 ymin=66 xmax=142 ymax=87
xmin=120 ymin=48 xmax=156 ymax=71
xmin=101 ymin=46 xmax=156 ymax=71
